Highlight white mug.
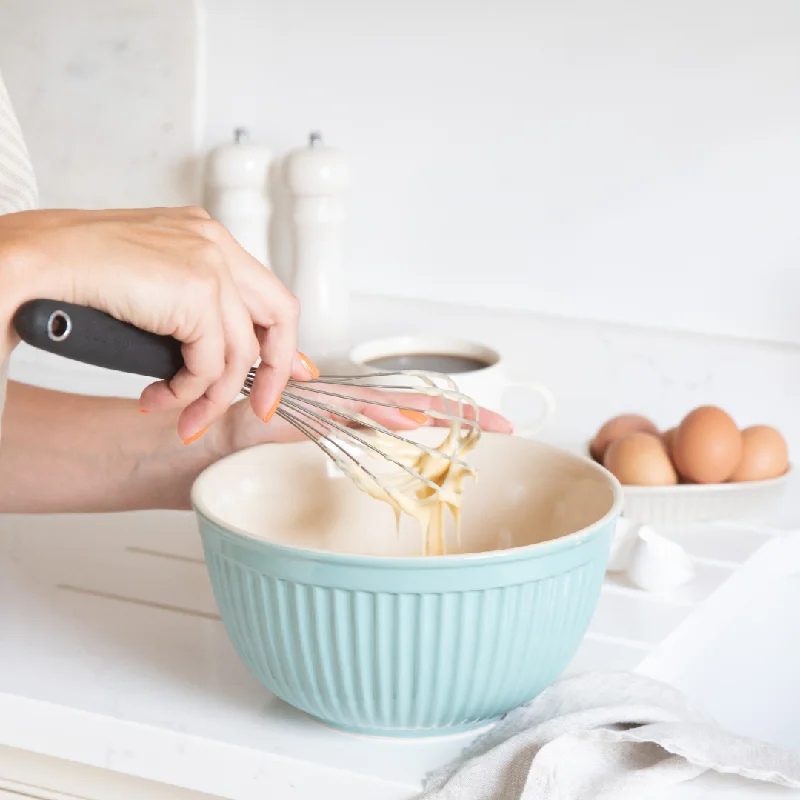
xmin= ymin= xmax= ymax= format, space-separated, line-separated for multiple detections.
xmin=348 ymin=336 xmax=555 ymax=437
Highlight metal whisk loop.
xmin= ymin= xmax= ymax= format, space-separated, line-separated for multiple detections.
xmin=238 ymin=368 xmax=480 ymax=502
xmin=281 ymin=385 xmax=478 ymax=469
xmin=278 ymin=393 xmax=443 ymax=493
xmin=273 ymin=405 xmax=390 ymax=498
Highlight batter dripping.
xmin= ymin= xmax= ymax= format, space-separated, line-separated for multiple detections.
xmin=327 ymin=377 xmax=481 ymax=556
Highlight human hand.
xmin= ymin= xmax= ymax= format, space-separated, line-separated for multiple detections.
xmin=0 ymin=207 xmax=306 ymax=441
xmin=211 ymin=384 xmax=514 ymax=457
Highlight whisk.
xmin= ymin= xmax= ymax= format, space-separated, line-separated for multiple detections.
xmin=13 ymin=300 xmax=480 ymax=504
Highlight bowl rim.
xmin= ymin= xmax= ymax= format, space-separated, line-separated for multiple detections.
xmin=190 ymin=433 xmax=624 ymax=567
xmin=583 ymin=440 xmax=793 ymax=494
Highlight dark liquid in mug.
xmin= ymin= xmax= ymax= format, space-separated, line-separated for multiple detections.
xmin=365 ymin=353 xmax=493 ymax=373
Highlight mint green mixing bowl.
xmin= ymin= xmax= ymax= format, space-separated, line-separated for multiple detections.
xmin=192 ymin=431 xmax=621 ymax=737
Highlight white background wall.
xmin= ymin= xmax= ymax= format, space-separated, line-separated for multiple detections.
xmin=203 ymin=0 xmax=800 ymax=344
xmin=0 ymin=0 xmax=200 ymax=208
xmin=3 ymin=0 xmax=800 ymax=346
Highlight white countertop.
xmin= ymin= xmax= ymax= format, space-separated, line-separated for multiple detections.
xmin=3 ymin=295 xmax=800 ymax=798
xmin=1 ymin=499 xmax=794 ymax=799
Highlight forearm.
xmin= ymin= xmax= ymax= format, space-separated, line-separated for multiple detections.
xmin=0 ymin=381 xmax=224 ymax=513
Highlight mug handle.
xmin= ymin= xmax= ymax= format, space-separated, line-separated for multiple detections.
xmin=501 ymin=381 xmax=556 ymax=438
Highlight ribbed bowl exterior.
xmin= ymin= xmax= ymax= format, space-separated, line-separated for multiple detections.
xmin=197 ymin=518 xmax=614 ymax=737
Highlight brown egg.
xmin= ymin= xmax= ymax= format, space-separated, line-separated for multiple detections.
xmin=672 ymin=406 xmax=742 ymax=484
xmin=662 ymin=427 xmax=677 ymax=459
xmin=603 ymin=432 xmax=678 ymax=486
xmin=729 ymin=426 xmax=789 ymax=482
xmin=590 ymin=414 xmax=659 ymax=462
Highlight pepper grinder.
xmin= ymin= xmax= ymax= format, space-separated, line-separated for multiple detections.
xmin=284 ymin=132 xmax=350 ymax=360
xmin=205 ymin=127 xmax=272 ymax=268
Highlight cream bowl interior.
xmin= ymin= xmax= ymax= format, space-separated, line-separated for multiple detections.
xmin=193 ymin=430 xmax=620 ymax=558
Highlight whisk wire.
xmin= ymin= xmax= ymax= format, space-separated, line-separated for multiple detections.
xmin=239 ymin=367 xmax=480 ymax=502
xmin=281 ymin=388 xmax=477 ymax=471
xmin=279 ymin=394 xmax=446 ymax=493
xmin=275 ymin=407 xmax=391 ymax=498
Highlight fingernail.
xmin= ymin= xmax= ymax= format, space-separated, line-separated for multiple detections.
xmin=298 ymin=351 xmax=320 ymax=379
xmin=263 ymin=397 xmax=281 ymax=424
xmin=183 ymin=426 xmax=208 ymax=445
xmin=139 ymin=409 xmax=149 ymax=414
xmin=399 ymin=408 xmax=428 ymax=425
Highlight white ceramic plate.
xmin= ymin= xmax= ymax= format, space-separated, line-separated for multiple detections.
xmin=584 ymin=443 xmax=791 ymax=524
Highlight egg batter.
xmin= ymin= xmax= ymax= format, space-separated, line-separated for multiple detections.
xmin=326 ymin=380 xmax=481 ymax=556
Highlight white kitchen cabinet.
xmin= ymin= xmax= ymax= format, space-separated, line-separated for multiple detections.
xmin=0 ymin=745 xmax=220 ymax=800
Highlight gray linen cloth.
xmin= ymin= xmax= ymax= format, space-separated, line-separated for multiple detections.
xmin=419 ymin=671 xmax=800 ymax=799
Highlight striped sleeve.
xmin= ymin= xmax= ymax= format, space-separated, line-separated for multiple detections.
xmin=0 ymin=70 xmax=38 ymax=214
xmin=0 ymin=68 xmax=38 ymax=441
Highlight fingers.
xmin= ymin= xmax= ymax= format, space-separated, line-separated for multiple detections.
xmin=139 ymin=276 xmax=228 ymax=423
xmin=130 ymin=210 xmax=318 ymax=439
xmin=137 ymin=241 xmax=258 ymax=439
xmin=469 ymin=407 xmax=514 ymax=434
xmin=291 ymin=350 xmax=317 ymax=380
xmin=361 ymin=390 xmax=514 ymax=434
xmin=290 ymin=385 xmax=514 ymax=435
xmin=177 ymin=283 xmax=260 ymax=439
xmin=201 ymin=223 xmax=304 ymax=419
xmin=136 ymin=213 xmax=303 ymax=438
xmin=252 ymin=307 xmax=302 ymax=416
xmin=400 ymin=403 xmax=512 ymax=434
xmin=414 ymin=394 xmax=514 ymax=434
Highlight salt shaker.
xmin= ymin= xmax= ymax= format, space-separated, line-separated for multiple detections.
xmin=284 ymin=132 xmax=350 ymax=360
xmin=205 ymin=127 xmax=272 ymax=268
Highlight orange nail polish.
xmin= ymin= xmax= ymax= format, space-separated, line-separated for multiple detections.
xmin=183 ymin=426 xmax=208 ymax=445
xmin=298 ymin=351 xmax=320 ymax=379
xmin=399 ymin=408 xmax=428 ymax=425
xmin=139 ymin=409 xmax=149 ymax=414
xmin=263 ymin=398 xmax=281 ymax=424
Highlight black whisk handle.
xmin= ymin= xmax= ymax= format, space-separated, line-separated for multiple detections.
xmin=13 ymin=300 xmax=185 ymax=380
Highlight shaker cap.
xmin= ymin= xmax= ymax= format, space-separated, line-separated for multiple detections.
xmin=284 ymin=132 xmax=350 ymax=196
xmin=206 ymin=128 xmax=272 ymax=188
